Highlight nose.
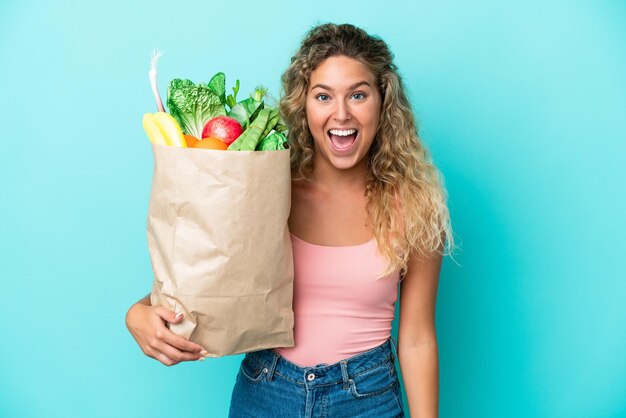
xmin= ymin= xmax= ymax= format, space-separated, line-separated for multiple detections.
xmin=332 ymin=99 xmax=352 ymax=122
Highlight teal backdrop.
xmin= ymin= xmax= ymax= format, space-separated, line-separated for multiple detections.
xmin=1 ymin=0 xmax=625 ymax=417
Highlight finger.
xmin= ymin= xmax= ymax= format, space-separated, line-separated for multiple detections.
xmin=154 ymin=306 xmax=183 ymax=324
xmin=162 ymin=330 xmax=208 ymax=355
xmin=154 ymin=351 xmax=177 ymax=367
xmin=153 ymin=339 xmax=203 ymax=363
xmin=143 ymin=344 xmax=177 ymax=366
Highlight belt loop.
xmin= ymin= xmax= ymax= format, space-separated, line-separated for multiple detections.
xmin=389 ymin=335 xmax=399 ymax=361
xmin=266 ymin=350 xmax=279 ymax=381
xmin=340 ymin=361 xmax=350 ymax=390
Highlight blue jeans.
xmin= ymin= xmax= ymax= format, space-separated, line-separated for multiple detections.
xmin=228 ymin=337 xmax=405 ymax=417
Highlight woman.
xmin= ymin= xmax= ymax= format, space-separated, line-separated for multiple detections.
xmin=126 ymin=23 xmax=454 ymax=417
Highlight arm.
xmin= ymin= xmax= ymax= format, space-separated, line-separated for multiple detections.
xmin=397 ymin=249 xmax=443 ymax=418
xmin=125 ymin=292 xmax=208 ymax=365
xmin=136 ymin=293 xmax=151 ymax=306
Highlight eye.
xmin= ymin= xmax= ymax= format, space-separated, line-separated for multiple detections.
xmin=315 ymin=93 xmax=330 ymax=102
xmin=352 ymin=92 xmax=367 ymax=100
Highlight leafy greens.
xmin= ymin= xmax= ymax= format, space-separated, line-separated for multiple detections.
xmin=167 ymin=79 xmax=226 ymax=138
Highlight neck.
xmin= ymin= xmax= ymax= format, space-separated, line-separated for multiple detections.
xmin=309 ymin=155 xmax=369 ymax=193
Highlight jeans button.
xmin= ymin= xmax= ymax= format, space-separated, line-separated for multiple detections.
xmin=307 ymin=373 xmax=316 ymax=381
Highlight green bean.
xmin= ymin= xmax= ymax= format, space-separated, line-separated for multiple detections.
xmin=260 ymin=109 xmax=280 ymax=139
xmin=239 ymin=108 xmax=272 ymax=151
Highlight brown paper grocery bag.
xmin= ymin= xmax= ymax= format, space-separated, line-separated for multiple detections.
xmin=147 ymin=143 xmax=295 ymax=357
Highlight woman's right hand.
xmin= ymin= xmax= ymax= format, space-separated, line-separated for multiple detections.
xmin=125 ymin=301 xmax=208 ymax=366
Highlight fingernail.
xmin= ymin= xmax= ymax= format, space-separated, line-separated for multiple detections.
xmin=175 ymin=313 xmax=183 ymax=320
xmin=197 ymin=356 xmax=205 ymax=361
xmin=200 ymin=350 xmax=209 ymax=356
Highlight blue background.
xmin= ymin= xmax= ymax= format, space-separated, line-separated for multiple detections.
xmin=1 ymin=0 xmax=625 ymax=417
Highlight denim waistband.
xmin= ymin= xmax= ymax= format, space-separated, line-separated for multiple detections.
xmin=244 ymin=337 xmax=399 ymax=389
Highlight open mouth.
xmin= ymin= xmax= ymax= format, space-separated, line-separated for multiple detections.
xmin=327 ymin=129 xmax=358 ymax=151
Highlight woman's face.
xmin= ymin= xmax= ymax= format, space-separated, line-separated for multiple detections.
xmin=305 ymin=55 xmax=382 ymax=173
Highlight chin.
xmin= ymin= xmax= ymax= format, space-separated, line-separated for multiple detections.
xmin=325 ymin=152 xmax=364 ymax=171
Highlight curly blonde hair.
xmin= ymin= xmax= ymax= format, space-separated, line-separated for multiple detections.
xmin=280 ymin=23 xmax=455 ymax=279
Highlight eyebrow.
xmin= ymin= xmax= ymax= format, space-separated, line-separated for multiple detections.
xmin=310 ymin=81 xmax=371 ymax=91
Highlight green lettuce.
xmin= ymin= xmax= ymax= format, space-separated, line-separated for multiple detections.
xmin=228 ymin=98 xmax=263 ymax=130
xmin=256 ymin=131 xmax=288 ymax=151
xmin=167 ymin=79 xmax=226 ymax=138
xmin=227 ymin=86 xmax=268 ymax=130
xmin=207 ymin=72 xmax=226 ymax=105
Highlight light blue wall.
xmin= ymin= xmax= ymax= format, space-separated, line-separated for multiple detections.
xmin=1 ymin=1 xmax=624 ymax=417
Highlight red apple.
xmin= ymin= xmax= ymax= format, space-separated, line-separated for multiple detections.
xmin=201 ymin=116 xmax=243 ymax=145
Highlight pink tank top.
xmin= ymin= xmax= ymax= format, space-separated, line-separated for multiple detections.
xmin=273 ymin=233 xmax=401 ymax=367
